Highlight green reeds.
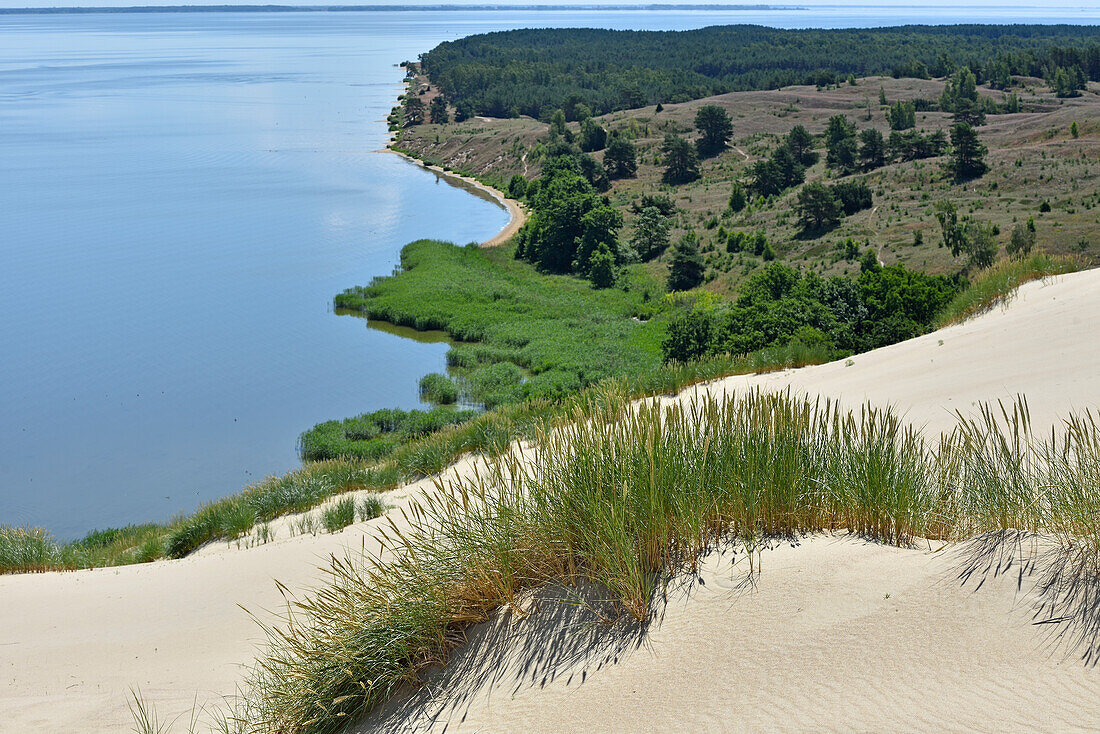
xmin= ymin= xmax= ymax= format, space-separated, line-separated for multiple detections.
xmin=418 ymin=373 xmax=460 ymax=405
xmin=229 ymin=388 xmax=1100 ymax=734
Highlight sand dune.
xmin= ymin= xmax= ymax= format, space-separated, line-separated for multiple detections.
xmin=3 ymin=269 xmax=1100 ymax=732
xmin=364 ymin=534 xmax=1100 ymax=733
xmin=694 ymin=268 xmax=1100 ymax=436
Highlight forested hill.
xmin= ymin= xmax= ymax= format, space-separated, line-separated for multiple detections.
xmin=420 ymin=25 xmax=1100 ymax=118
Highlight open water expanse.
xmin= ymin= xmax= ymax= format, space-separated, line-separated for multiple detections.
xmin=2 ymin=5 xmax=1097 ymax=539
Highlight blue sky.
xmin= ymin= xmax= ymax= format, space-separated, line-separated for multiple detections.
xmin=0 ymin=0 xmax=1084 ymax=8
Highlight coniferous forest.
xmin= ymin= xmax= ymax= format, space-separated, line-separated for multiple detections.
xmin=421 ymin=25 xmax=1100 ymax=118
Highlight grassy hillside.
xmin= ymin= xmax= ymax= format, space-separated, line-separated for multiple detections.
xmin=397 ymin=74 xmax=1100 ymax=296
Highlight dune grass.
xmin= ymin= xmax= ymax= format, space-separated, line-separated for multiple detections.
xmin=321 ymin=497 xmax=357 ymax=534
xmin=357 ymin=496 xmax=387 ymax=522
xmin=934 ymin=253 xmax=1081 ymax=328
xmin=164 ymin=461 xmax=401 ymax=558
xmin=225 ymin=388 xmax=1100 ymax=733
xmin=0 ymin=524 xmax=168 ymax=574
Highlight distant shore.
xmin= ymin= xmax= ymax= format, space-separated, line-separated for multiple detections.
xmin=386 ymin=147 xmax=527 ymax=248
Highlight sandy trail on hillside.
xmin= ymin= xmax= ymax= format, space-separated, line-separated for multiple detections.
xmin=4 ymin=270 xmax=1100 ymax=732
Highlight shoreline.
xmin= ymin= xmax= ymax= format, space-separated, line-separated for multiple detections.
xmin=6 ymin=269 xmax=1100 ymax=730
xmin=385 ymin=147 xmax=528 ymax=247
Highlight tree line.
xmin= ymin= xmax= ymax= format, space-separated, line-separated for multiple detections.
xmin=419 ymin=25 xmax=1100 ymax=119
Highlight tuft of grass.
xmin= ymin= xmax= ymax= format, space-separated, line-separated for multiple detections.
xmin=418 ymin=372 xmax=460 ymax=404
xmin=0 ymin=526 xmax=70 ymax=573
xmin=935 ymin=253 xmax=1081 ymax=327
xmin=229 ymin=389 xmax=1100 ymax=733
xmin=321 ymin=498 xmax=356 ymax=534
xmin=357 ymin=496 xmax=386 ymax=522
xmin=295 ymin=514 xmax=319 ymax=537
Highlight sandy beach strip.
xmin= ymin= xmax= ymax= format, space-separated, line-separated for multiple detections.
xmin=385 ymin=148 xmax=527 ymax=248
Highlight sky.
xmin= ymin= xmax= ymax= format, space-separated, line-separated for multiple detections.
xmin=0 ymin=0 xmax=1085 ymax=9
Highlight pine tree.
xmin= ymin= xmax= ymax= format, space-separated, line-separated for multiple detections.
xmin=603 ymin=136 xmax=637 ymax=179
xmin=728 ymin=182 xmax=747 ymax=212
xmin=859 ymin=128 xmax=886 ymax=171
xmin=403 ymin=95 xmax=425 ymax=126
xmin=824 ymin=115 xmax=859 ymax=174
xmin=661 ymin=133 xmax=700 ymax=184
xmin=949 ymin=122 xmax=988 ymax=180
xmin=694 ymin=105 xmax=733 ymax=157
xmin=667 ymin=233 xmax=705 ymax=291
xmin=429 ymin=96 xmax=449 ymax=124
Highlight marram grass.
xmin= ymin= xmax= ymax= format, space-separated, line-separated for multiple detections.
xmin=221 ymin=388 xmax=1100 ymax=734
xmin=934 ymin=253 xmax=1081 ymax=328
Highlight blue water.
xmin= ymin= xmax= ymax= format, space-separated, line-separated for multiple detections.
xmin=1 ymin=7 xmax=1096 ymax=539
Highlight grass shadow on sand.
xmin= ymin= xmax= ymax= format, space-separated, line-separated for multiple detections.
xmin=356 ymin=579 xmax=654 ymax=733
xmin=951 ymin=530 xmax=1100 ymax=668
xmin=356 ymin=538 xmax=770 ymax=734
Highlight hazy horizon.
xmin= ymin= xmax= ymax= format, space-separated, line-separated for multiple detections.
xmin=0 ymin=0 xmax=1095 ymax=12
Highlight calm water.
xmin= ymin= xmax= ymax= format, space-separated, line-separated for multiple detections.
xmin=2 ymin=7 xmax=1097 ymax=539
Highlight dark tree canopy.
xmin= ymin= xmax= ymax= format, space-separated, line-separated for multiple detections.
xmin=630 ymin=206 xmax=671 ymax=261
xmin=667 ymin=233 xmax=705 ymax=291
xmin=949 ymin=122 xmax=988 ymax=180
xmin=886 ymin=100 xmax=916 ymax=130
xmin=429 ymin=96 xmax=449 ymax=124
xmin=420 ymin=25 xmax=1100 ymax=120
xmin=661 ymin=133 xmax=700 ymax=185
xmin=859 ymin=128 xmax=886 ymax=170
xmin=579 ymin=117 xmax=607 ymax=152
xmin=403 ymin=95 xmax=425 ymax=126
xmin=515 ymin=157 xmax=622 ymax=275
xmin=797 ymin=182 xmax=843 ymax=233
xmin=661 ymin=261 xmax=961 ymax=362
xmin=694 ymin=104 xmax=734 ymax=156
xmin=825 ymin=115 xmax=859 ymax=174
xmin=785 ymin=125 xmax=818 ymax=167
xmin=603 ymin=136 xmax=637 ymax=179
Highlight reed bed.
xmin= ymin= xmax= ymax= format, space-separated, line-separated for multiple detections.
xmin=225 ymin=388 xmax=1100 ymax=734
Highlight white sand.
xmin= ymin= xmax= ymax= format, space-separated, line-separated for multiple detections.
xmin=4 ymin=269 xmax=1100 ymax=732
